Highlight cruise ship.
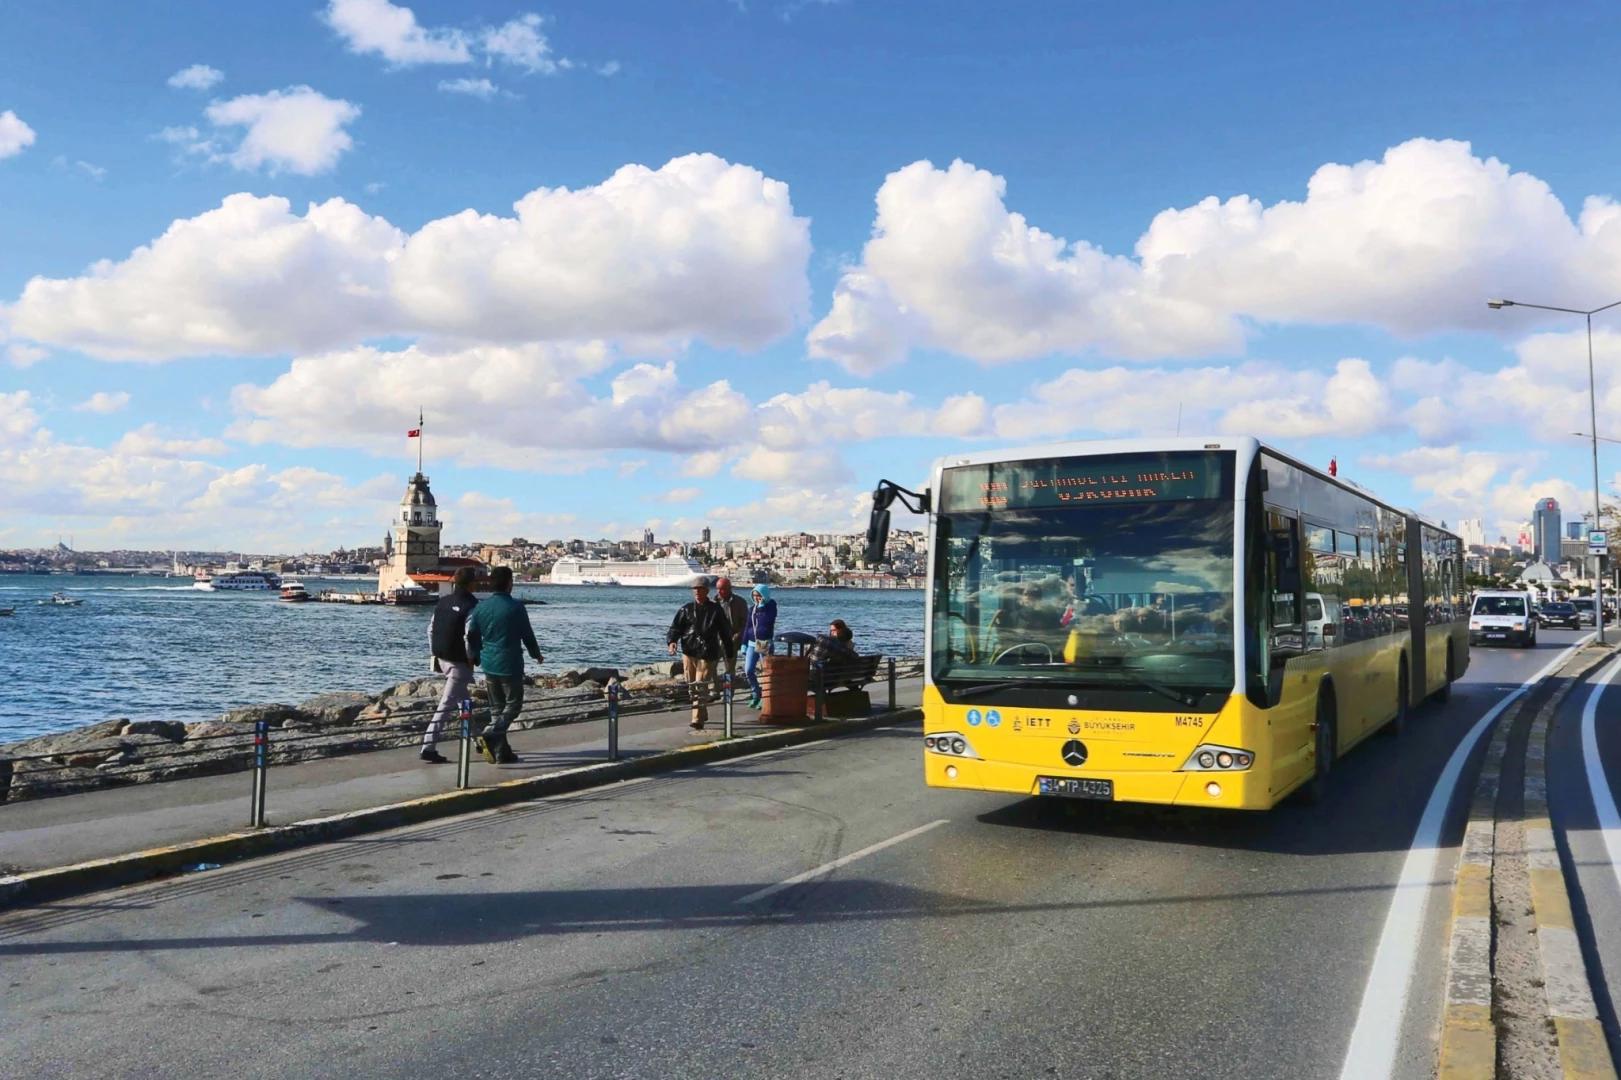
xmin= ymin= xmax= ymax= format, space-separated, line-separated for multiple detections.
xmin=549 ymin=555 xmax=706 ymax=587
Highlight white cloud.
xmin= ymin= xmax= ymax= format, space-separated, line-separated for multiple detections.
xmin=0 ymin=110 xmax=37 ymax=159
xmin=646 ymin=487 xmax=702 ymax=504
xmin=111 ymin=424 xmax=229 ymax=458
xmin=6 ymin=343 xmax=48 ymax=366
xmin=8 ymin=154 xmax=811 ymax=360
xmin=449 ymin=492 xmax=577 ymax=544
xmin=1360 ymin=444 xmax=1585 ymax=540
xmin=481 ymin=14 xmax=558 ymax=74
xmin=439 ymin=77 xmax=499 ymax=98
xmin=228 ymin=342 xmax=756 ymax=468
xmin=989 ymin=357 xmax=1394 ymax=443
xmin=203 ymin=87 xmax=361 ymax=175
xmin=810 ymin=139 xmax=1621 ymax=371
xmin=168 ymin=64 xmax=224 ymax=91
xmin=0 ymin=391 xmax=394 ymax=548
xmin=73 ymin=391 xmax=130 ymax=414
xmin=76 ymin=160 xmax=106 ymax=180
xmin=731 ymin=446 xmax=852 ymax=485
xmin=323 ymin=0 xmax=472 ymax=65
xmin=598 ymin=61 xmax=621 ymax=76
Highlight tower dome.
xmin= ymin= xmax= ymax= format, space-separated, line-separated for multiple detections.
xmin=400 ymin=472 xmax=438 ymax=525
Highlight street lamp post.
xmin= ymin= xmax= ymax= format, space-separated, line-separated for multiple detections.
xmin=1488 ymin=297 xmax=1621 ymax=645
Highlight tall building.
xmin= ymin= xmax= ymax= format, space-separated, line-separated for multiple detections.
xmin=643 ymin=527 xmax=655 ymax=553
xmin=701 ymin=526 xmax=712 ymax=546
xmin=1532 ymin=497 xmax=1561 ymax=563
xmin=1458 ymin=518 xmax=1486 ymax=549
xmin=1569 ymin=521 xmax=1586 ymax=541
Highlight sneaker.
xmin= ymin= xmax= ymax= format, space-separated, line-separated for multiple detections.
xmin=475 ymin=736 xmax=497 ymax=765
xmin=749 ymin=695 xmax=762 ymax=709
xmin=495 ymin=741 xmax=519 ymax=765
xmin=419 ymin=748 xmax=450 ymax=764
xmin=690 ymin=718 xmax=706 ymax=730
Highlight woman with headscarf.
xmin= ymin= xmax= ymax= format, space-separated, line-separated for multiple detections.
xmin=741 ymin=583 xmax=778 ymax=708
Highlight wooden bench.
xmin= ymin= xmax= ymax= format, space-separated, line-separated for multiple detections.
xmin=818 ymin=653 xmax=884 ymax=693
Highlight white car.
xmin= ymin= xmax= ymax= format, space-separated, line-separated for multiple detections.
xmin=1470 ymin=590 xmax=1537 ymax=647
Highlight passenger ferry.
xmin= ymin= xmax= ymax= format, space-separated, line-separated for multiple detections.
xmin=279 ymin=581 xmax=310 ymax=602
xmin=549 ymin=555 xmax=706 ymax=587
xmin=195 ymin=569 xmax=281 ymax=591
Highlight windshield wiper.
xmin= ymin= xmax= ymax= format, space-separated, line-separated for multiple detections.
xmin=1109 ymin=672 xmax=1203 ymax=708
xmin=946 ymin=681 xmax=1022 ymax=700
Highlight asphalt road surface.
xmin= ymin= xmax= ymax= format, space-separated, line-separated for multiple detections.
xmin=0 ymin=631 xmax=1596 ymax=1080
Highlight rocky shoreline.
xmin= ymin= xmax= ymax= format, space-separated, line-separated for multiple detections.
xmin=0 ymin=658 xmax=923 ymax=804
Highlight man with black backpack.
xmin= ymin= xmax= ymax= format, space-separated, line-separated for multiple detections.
xmin=421 ymin=565 xmax=480 ymax=764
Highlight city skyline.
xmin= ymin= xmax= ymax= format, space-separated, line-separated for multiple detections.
xmin=6 ymin=2 xmax=1621 ymax=551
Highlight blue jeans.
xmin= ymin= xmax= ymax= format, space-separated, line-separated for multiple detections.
xmin=744 ymin=641 xmax=770 ymax=700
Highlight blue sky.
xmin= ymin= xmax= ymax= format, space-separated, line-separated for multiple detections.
xmin=3 ymin=0 xmax=1620 ymax=552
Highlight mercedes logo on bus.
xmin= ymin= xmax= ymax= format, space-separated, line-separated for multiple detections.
xmin=1061 ymin=740 xmax=1088 ymax=767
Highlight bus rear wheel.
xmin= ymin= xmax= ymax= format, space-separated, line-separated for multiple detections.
xmin=1301 ymin=691 xmax=1336 ymax=806
xmin=1385 ymin=660 xmax=1409 ymax=737
xmin=1432 ymin=645 xmax=1453 ymax=704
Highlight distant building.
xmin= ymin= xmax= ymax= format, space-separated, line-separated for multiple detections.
xmin=1458 ymin=518 xmax=1486 ymax=549
xmin=1532 ymin=497 xmax=1561 ymax=563
xmin=1569 ymin=521 xmax=1586 ymax=541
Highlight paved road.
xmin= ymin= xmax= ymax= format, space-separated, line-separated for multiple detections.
xmin=0 ymin=634 xmax=1590 ymax=1080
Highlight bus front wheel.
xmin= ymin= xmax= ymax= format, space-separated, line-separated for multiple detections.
xmin=1301 ymin=691 xmax=1336 ymax=806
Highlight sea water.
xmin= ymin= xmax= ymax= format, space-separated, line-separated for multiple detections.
xmin=0 ymin=576 xmax=926 ymax=741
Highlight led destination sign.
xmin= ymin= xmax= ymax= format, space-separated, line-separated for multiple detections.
xmin=940 ymin=451 xmax=1233 ymax=512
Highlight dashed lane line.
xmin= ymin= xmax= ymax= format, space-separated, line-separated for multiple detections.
xmin=735 ymin=819 xmax=950 ymax=905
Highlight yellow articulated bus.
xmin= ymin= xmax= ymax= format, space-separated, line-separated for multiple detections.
xmin=865 ymin=437 xmax=1469 ymax=810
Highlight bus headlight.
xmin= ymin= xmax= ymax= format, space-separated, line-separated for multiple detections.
xmin=925 ymin=732 xmax=979 ymax=759
xmin=1182 ymin=744 xmax=1255 ymax=772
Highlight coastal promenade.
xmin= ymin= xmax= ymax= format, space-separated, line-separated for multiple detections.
xmin=0 ymin=676 xmax=926 ymax=873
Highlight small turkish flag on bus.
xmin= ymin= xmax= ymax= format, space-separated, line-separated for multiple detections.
xmin=1329 ymin=458 xmax=1338 ymax=476
xmin=407 ymin=428 xmax=421 ymax=437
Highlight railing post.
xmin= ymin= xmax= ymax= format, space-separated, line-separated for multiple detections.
xmin=888 ymin=656 xmax=897 ymax=711
xmin=249 ymin=718 xmax=268 ymax=828
xmin=607 ymin=682 xmax=620 ymax=762
xmin=813 ymin=663 xmax=825 ymax=723
xmin=457 ymin=698 xmax=473 ymax=790
xmin=723 ymin=672 xmax=734 ymax=739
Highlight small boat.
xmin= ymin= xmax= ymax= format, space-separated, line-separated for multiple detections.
xmin=279 ymin=581 xmax=311 ymax=602
xmin=383 ymin=584 xmax=436 ymax=606
xmin=0 ymin=607 xmax=14 ymax=616
xmin=42 ymin=592 xmax=84 ymax=606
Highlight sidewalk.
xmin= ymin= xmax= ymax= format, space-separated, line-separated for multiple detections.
xmin=0 ymin=677 xmax=925 ymax=873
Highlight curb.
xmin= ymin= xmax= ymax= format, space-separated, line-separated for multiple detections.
xmin=0 ymin=707 xmax=922 ymax=912
xmin=1440 ymin=691 xmax=1513 ymax=1080
xmin=1438 ymin=644 xmax=1618 ymax=1080
xmin=1525 ymin=680 xmax=1619 ymax=1080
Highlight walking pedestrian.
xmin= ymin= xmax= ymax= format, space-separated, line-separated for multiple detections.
xmin=714 ymin=577 xmax=749 ymax=682
xmin=667 ymin=577 xmax=729 ymax=729
xmin=464 ymin=565 xmax=543 ymax=764
xmin=421 ymin=565 xmax=480 ymax=764
xmin=741 ymin=583 xmax=777 ymax=709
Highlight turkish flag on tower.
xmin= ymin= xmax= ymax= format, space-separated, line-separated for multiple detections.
xmin=407 ymin=428 xmax=421 ymax=437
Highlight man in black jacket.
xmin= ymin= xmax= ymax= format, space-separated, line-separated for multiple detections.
xmin=667 ymin=577 xmax=729 ymax=729
xmin=421 ymin=566 xmax=480 ymax=763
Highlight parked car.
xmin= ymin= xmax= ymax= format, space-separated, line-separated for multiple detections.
xmin=1470 ymin=590 xmax=1537 ymax=647
xmin=1539 ymin=601 xmax=1582 ymax=630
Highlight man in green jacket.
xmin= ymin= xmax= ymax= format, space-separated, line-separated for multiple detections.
xmin=465 ymin=566 xmax=543 ymax=764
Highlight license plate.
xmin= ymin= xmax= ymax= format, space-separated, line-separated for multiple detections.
xmin=1038 ymin=776 xmax=1114 ymax=800
xmin=1486 ymin=633 xmax=1506 ymax=639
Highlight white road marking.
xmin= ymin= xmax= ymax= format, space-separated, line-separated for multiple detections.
xmin=1339 ymin=636 xmax=1593 ymax=1079
xmin=736 ymin=819 xmax=950 ymax=905
xmin=1580 ymin=656 xmax=1621 ymax=896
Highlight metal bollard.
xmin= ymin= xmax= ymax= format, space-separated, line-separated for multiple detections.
xmin=457 ymin=698 xmax=473 ymax=790
xmin=249 ymin=718 xmax=269 ymax=828
xmin=813 ymin=663 xmax=825 ymax=723
xmin=888 ymin=656 xmax=897 ymax=711
xmin=607 ymin=682 xmax=620 ymax=762
xmin=723 ymin=672 xmax=734 ymax=740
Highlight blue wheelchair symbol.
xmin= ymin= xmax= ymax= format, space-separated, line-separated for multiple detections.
xmin=987 ymin=710 xmax=1002 ymax=728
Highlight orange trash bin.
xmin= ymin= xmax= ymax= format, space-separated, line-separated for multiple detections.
xmin=759 ymin=653 xmax=810 ymax=722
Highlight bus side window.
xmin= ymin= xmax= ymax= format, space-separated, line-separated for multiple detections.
xmin=1261 ymin=515 xmax=1304 ymax=704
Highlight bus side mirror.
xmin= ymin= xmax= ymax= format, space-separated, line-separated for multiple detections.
xmin=864 ymin=506 xmax=891 ymax=566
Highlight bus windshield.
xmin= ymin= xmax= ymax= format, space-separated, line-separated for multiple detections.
xmin=933 ymin=498 xmax=1237 ymax=692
